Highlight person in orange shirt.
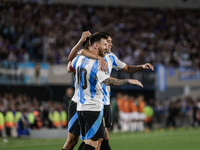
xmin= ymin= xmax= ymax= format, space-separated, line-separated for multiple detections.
xmin=121 ymin=94 xmax=130 ymax=132
xmin=129 ymin=95 xmax=138 ymax=132
xmin=137 ymin=95 xmax=146 ymax=131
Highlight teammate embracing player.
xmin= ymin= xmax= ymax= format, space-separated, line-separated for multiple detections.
xmin=62 ymin=31 xmax=154 ymax=150
xmin=67 ymin=33 xmax=143 ymax=150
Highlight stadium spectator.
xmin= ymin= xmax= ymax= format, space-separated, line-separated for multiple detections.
xmin=17 ymin=108 xmax=30 ymax=137
xmin=193 ymin=99 xmax=200 ymax=127
xmin=129 ymin=95 xmax=138 ymax=132
xmin=0 ymin=108 xmax=4 ymax=137
xmin=137 ymin=95 xmax=146 ymax=131
xmin=116 ymin=92 xmax=124 ymax=130
xmin=121 ymin=94 xmax=131 ymax=132
xmin=63 ymin=87 xmax=74 ymax=115
xmin=5 ymin=106 xmax=15 ymax=137
xmin=110 ymin=97 xmax=119 ymax=132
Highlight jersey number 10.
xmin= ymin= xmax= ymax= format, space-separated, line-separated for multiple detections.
xmin=77 ymin=66 xmax=87 ymax=90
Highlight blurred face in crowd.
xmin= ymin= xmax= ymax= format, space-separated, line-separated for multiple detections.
xmin=129 ymin=95 xmax=135 ymax=102
xmin=137 ymin=95 xmax=145 ymax=102
xmin=66 ymin=87 xmax=74 ymax=97
xmin=123 ymin=94 xmax=129 ymax=100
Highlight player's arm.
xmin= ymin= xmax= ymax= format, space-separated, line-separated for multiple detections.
xmin=68 ymin=31 xmax=91 ymax=61
xmin=121 ymin=63 xmax=154 ymax=73
xmin=78 ymin=49 xmax=107 ymax=71
xmin=68 ymin=31 xmax=107 ymax=71
xmin=110 ymin=53 xmax=154 ymax=73
xmin=102 ymin=77 xmax=143 ymax=87
xmin=97 ymin=67 xmax=143 ymax=87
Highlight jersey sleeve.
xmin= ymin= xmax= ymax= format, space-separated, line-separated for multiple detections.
xmin=96 ymin=66 xmax=110 ymax=83
xmin=71 ymin=55 xmax=81 ymax=70
xmin=109 ymin=52 xmax=126 ymax=70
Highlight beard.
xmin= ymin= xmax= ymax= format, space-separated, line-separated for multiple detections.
xmin=98 ymin=47 xmax=106 ymax=57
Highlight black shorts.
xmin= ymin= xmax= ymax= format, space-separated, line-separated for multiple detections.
xmin=104 ymin=105 xmax=112 ymax=128
xmin=77 ymin=109 xmax=105 ymax=140
xmin=68 ymin=100 xmax=80 ymax=136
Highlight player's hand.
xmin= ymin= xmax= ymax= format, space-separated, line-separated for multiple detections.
xmin=142 ymin=63 xmax=154 ymax=71
xmin=99 ymin=57 xmax=108 ymax=72
xmin=128 ymin=79 xmax=143 ymax=88
xmin=80 ymin=31 xmax=91 ymax=42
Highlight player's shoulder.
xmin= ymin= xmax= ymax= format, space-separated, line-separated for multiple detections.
xmin=73 ymin=55 xmax=82 ymax=62
xmin=86 ymin=58 xmax=99 ymax=70
xmin=104 ymin=52 xmax=114 ymax=59
xmin=107 ymin=52 xmax=119 ymax=59
xmin=106 ymin=52 xmax=115 ymax=56
xmin=78 ymin=56 xmax=96 ymax=63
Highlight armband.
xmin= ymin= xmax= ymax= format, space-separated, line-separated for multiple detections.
xmin=69 ymin=64 xmax=76 ymax=72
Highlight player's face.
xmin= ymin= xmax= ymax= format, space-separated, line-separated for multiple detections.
xmin=98 ymin=39 xmax=108 ymax=57
xmin=105 ymin=36 xmax=113 ymax=53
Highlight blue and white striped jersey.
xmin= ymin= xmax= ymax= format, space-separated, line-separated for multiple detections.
xmin=71 ymin=73 xmax=79 ymax=103
xmin=71 ymin=55 xmax=110 ymax=111
xmin=102 ymin=52 xmax=126 ymax=105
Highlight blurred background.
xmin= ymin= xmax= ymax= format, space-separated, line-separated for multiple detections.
xmin=0 ymin=0 xmax=200 ymax=138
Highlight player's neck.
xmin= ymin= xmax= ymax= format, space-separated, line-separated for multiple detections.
xmin=91 ymin=48 xmax=99 ymax=55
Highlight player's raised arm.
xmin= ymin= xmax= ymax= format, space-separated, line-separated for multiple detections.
xmin=102 ymin=77 xmax=143 ymax=87
xmin=68 ymin=31 xmax=91 ymax=61
xmin=68 ymin=31 xmax=107 ymax=71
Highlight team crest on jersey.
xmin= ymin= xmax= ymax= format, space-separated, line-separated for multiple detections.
xmin=81 ymin=59 xmax=89 ymax=65
xmin=94 ymin=75 xmax=97 ymax=80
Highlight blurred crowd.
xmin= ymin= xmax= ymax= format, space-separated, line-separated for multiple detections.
xmin=111 ymin=92 xmax=200 ymax=132
xmin=1 ymin=86 xmax=200 ymax=137
xmin=0 ymin=89 xmax=71 ymax=137
xmin=0 ymin=1 xmax=200 ymax=67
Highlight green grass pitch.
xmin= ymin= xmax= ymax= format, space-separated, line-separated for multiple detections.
xmin=1 ymin=127 xmax=200 ymax=150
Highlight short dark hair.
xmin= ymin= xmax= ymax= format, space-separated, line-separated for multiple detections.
xmin=89 ymin=33 xmax=108 ymax=46
xmin=82 ymin=37 xmax=90 ymax=49
xmin=97 ymin=32 xmax=111 ymax=37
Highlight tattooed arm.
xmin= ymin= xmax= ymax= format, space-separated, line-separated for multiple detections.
xmin=102 ymin=77 xmax=143 ymax=87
